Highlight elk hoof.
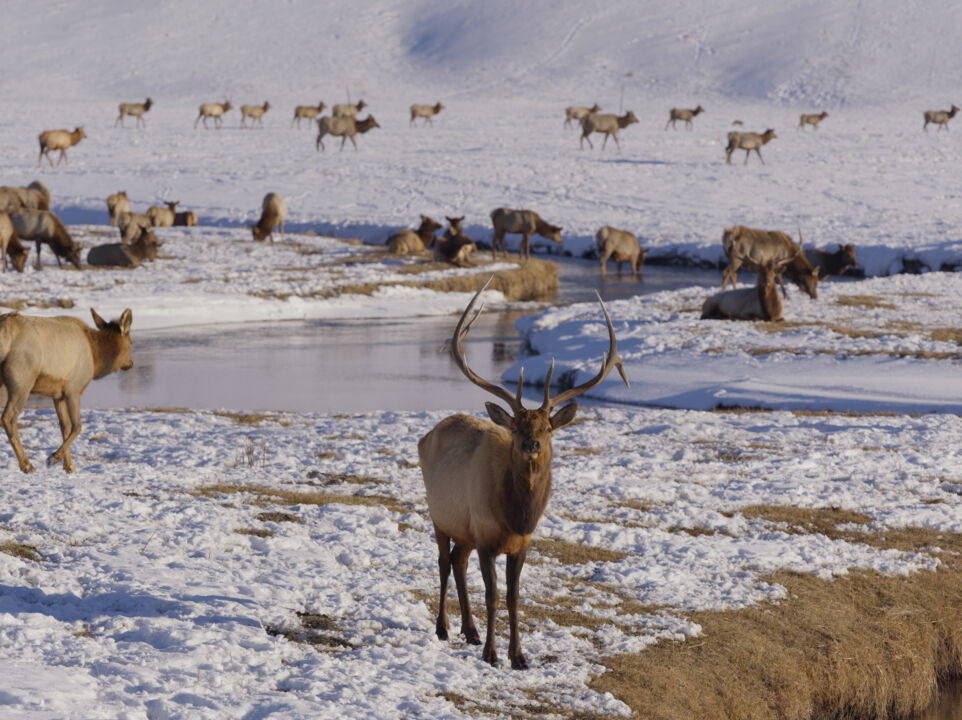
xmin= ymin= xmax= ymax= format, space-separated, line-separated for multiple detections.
xmin=463 ymin=627 xmax=481 ymax=645
xmin=482 ymin=646 xmax=498 ymax=667
xmin=435 ymin=619 xmax=449 ymax=641
xmin=511 ymin=652 xmax=529 ymax=670
xmin=46 ymin=453 xmax=60 ymax=467
xmin=20 ymin=460 xmax=35 ymax=473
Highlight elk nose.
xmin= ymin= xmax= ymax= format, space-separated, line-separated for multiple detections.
xmin=522 ymin=438 xmax=540 ymax=454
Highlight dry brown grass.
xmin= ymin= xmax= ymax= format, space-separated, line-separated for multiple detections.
xmin=532 ymin=537 xmax=628 ymax=565
xmin=213 ymin=411 xmax=274 ymax=426
xmin=304 ymin=471 xmax=386 ymax=485
xmin=266 ymin=611 xmax=354 ymax=650
xmin=191 ymin=483 xmax=408 ymax=514
xmin=0 ymin=297 xmax=74 ymax=311
xmin=740 ymin=505 xmax=872 ymax=539
xmin=256 ymin=511 xmax=301 ymax=524
xmin=835 ymin=294 xmax=897 ymax=310
xmin=0 ymin=541 xmax=42 ymax=562
xmin=234 ymin=527 xmax=273 ymax=538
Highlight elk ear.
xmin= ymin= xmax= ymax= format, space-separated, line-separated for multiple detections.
xmin=119 ymin=308 xmax=132 ymax=335
xmin=550 ymin=402 xmax=578 ymax=431
xmin=90 ymin=308 xmax=106 ymax=329
xmin=485 ymin=402 xmax=513 ymax=428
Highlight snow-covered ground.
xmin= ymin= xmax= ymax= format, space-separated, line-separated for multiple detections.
xmin=3 ymin=0 xmax=962 ymax=717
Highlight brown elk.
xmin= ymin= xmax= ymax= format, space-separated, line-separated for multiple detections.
xmin=665 ymin=105 xmax=704 ymax=130
xmin=490 ymin=208 xmax=562 ymax=260
xmin=252 ymin=193 xmax=286 ymax=242
xmin=38 ymin=127 xmax=87 ymax=168
xmin=798 ymin=111 xmax=828 ymax=130
xmin=195 ymin=101 xmax=232 ymax=129
xmin=291 ymin=101 xmax=325 ymax=128
xmin=315 ymin=115 xmax=380 ymax=151
xmin=332 ymin=99 xmax=367 ymax=118
xmin=564 ymin=103 xmax=600 ymax=128
xmin=419 ymin=278 xmax=628 ymax=669
xmin=9 ymin=209 xmax=82 ymax=270
xmin=387 ymin=214 xmax=442 ymax=254
xmin=410 ymin=102 xmax=445 ymax=126
xmin=434 ymin=216 xmax=477 ymax=266
xmin=173 ymin=210 xmax=198 ymax=226
xmin=107 ymin=191 xmax=130 ymax=226
xmin=147 ymin=201 xmax=179 ymax=227
xmin=116 ymin=98 xmax=153 ymax=128
xmin=240 ymin=101 xmax=271 ymax=128
xmin=580 ymin=111 xmax=638 ymax=150
xmin=87 ymin=225 xmax=159 ymax=268
xmin=0 ymin=212 xmax=28 ymax=273
xmin=701 ymin=256 xmax=791 ymax=321
xmin=923 ymin=105 xmax=959 ymax=132
xmin=596 ymin=225 xmax=647 ymax=279
xmin=721 ymin=225 xmax=819 ymax=299
xmin=0 ymin=307 xmax=132 ymax=473
xmin=725 ymin=129 xmax=776 ymax=164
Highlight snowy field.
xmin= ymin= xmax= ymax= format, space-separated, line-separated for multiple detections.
xmin=3 ymin=0 xmax=962 ymax=717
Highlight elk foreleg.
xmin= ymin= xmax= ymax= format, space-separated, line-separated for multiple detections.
xmin=451 ymin=543 xmax=480 ymax=644
xmin=1 ymin=379 xmax=34 ymax=473
xmin=47 ymin=393 xmax=81 ymax=472
xmin=477 ymin=547 xmax=499 ymax=666
xmin=506 ymin=548 xmax=529 ymax=669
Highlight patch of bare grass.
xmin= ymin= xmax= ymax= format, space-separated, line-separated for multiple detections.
xmin=256 ymin=511 xmax=301 ymax=524
xmin=0 ymin=541 xmax=42 ymax=562
xmin=192 ymin=483 xmax=407 ymax=513
xmin=532 ymin=538 xmax=628 ymax=565
xmin=305 ymin=471 xmax=387 ymax=486
xmin=835 ymin=294 xmax=897 ymax=310
xmin=234 ymin=527 xmax=273 ymax=538
xmin=740 ymin=505 xmax=872 ymax=539
xmin=265 ymin=611 xmax=354 ymax=650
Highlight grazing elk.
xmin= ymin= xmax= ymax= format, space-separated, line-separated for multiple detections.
xmin=434 ymin=216 xmax=477 ymax=266
xmin=490 ymin=208 xmax=562 ymax=260
xmin=194 ymin=101 xmax=232 ymax=129
xmin=147 ymin=201 xmax=179 ymax=228
xmin=251 ymin=192 xmax=286 ymax=242
xmin=9 ymin=209 xmax=82 ymax=270
xmin=332 ymin=99 xmax=367 ymax=118
xmin=721 ymin=225 xmax=819 ymax=299
xmin=87 ymin=225 xmax=158 ymax=268
xmin=798 ymin=112 xmax=828 ymax=130
xmin=410 ymin=102 xmax=444 ymax=126
xmin=804 ymin=244 xmax=858 ymax=278
xmin=106 ymin=191 xmax=130 ymax=226
xmin=315 ymin=115 xmax=380 ymax=151
xmin=702 ymin=256 xmax=791 ymax=322
xmin=420 ymin=277 xmax=628 ymax=669
xmin=240 ymin=101 xmax=271 ymax=128
xmin=665 ymin=105 xmax=704 ymax=130
xmin=0 ymin=307 xmax=132 ymax=473
xmin=725 ymin=129 xmax=776 ymax=164
xmin=564 ymin=103 xmax=600 ymax=128
xmin=596 ymin=225 xmax=647 ymax=279
xmin=0 ymin=212 xmax=28 ymax=273
xmin=580 ymin=111 xmax=638 ymax=150
xmin=0 ymin=188 xmax=23 ymax=213
xmin=9 ymin=181 xmax=51 ymax=211
xmin=923 ymin=105 xmax=960 ymax=132
xmin=38 ymin=127 xmax=87 ymax=168
xmin=116 ymin=98 xmax=153 ymax=127
xmin=291 ymin=101 xmax=325 ymax=128
xmin=387 ymin=214 xmax=442 ymax=254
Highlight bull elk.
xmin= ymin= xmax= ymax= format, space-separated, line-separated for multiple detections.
xmin=0 ymin=308 xmax=133 ymax=473
xmin=419 ymin=278 xmax=628 ymax=669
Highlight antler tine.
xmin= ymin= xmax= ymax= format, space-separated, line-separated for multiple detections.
xmin=542 ymin=291 xmax=629 ymax=410
xmin=451 ymin=276 xmax=524 ymax=413
xmin=542 ymin=358 xmax=555 ymax=408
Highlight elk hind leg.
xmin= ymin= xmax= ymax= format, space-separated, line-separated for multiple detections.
xmin=477 ymin=547 xmax=499 ymax=666
xmin=1 ymin=378 xmax=35 ymax=473
xmin=433 ymin=525 xmax=453 ymax=640
xmin=451 ymin=543 xmax=480 ymax=644
xmin=47 ymin=393 xmax=81 ymax=472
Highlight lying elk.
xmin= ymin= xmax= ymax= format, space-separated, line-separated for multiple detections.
xmin=315 ymin=115 xmax=380 ymax=151
xmin=291 ymin=101 xmax=325 ymax=128
xmin=923 ymin=104 xmax=959 ymax=132
xmin=490 ymin=208 xmax=562 ymax=260
xmin=721 ymin=225 xmax=819 ymax=299
xmin=702 ymin=256 xmax=790 ymax=322
xmin=798 ymin=111 xmax=828 ymax=130
xmin=194 ymin=101 xmax=232 ymax=129
xmin=0 ymin=307 xmax=132 ymax=473
xmin=410 ymin=102 xmax=444 ymax=126
xmin=434 ymin=216 xmax=476 ymax=266
xmin=251 ymin=192 xmax=286 ymax=242
xmin=0 ymin=212 xmax=28 ymax=273
xmin=106 ymin=191 xmax=130 ymax=226
xmin=420 ymin=277 xmax=628 ymax=669
xmin=665 ymin=105 xmax=704 ymax=130
xmin=38 ymin=127 xmax=87 ymax=168
xmin=596 ymin=225 xmax=647 ymax=279
xmin=147 ymin=201 xmax=179 ymax=227
xmin=805 ymin=244 xmax=858 ymax=278
xmin=332 ymin=99 xmax=367 ymax=118
xmin=725 ymin=128 xmax=776 ymax=164
xmin=116 ymin=98 xmax=153 ymax=128
xmin=9 ymin=209 xmax=82 ymax=270
xmin=387 ymin=214 xmax=441 ymax=254
xmin=87 ymin=224 xmax=158 ymax=268
xmin=240 ymin=101 xmax=271 ymax=128
xmin=173 ymin=210 xmax=198 ymax=226
xmin=580 ymin=111 xmax=638 ymax=150
xmin=564 ymin=103 xmax=600 ymax=128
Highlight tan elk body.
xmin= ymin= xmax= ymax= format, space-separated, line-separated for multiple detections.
xmin=702 ymin=258 xmax=789 ymax=321
xmin=419 ymin=278 xmax=628 ymax=669
xmin=88 ymin=225 xmax=158 ymax=268
xmin=116 ymin=98 xmax=153 ymax=127
xmin=665 ymin=105 xmax=704 ymax=130
xmin=195 ymin=101 xmax=232 ymax=129
xmin=798 ymin=112 xmax=828 ymax=130
xmin=725 ymin=129 xmax=776 ymax=164
xmin=596 ymin=226 xmax=647 ymax=279
xmin=292 ymin=101 xmax=325 ymax=128
xmin=434 ymin=216 xmax=476 ymax=266
xmin=490 ymin=208 xmax=562 ymax=260
xmin=332 ymin=100 xmax=367 ymax=118
xmin=0 ymin=308 xmax=132 ymax=473
xmin=923 ymin=105 xmax=959 ymax=132
xmin=564 ymin=103 xmax=600 ymax=128
xmin=9 ymin=209 xmax=82 ymax=269
xmin=38 ymin=127 xmax=86 ymax=167
xmin=252 ymin=193 xmax=286 ymax=242
xmin=721 ymin=225 xmax=819 ymax=299
xmin=580 ymin=111 xmax=638 ymax=150
xmin=410 ymin=102 xmax=444 ymax=126
xmin=387 ymin=214 xmax=441 ymax=254
xmin=315 ymin=115 xmax=380 ymax=151
xmin=0 ymin=212 xmax=28 ymax=273
xmin=107 ymin=191 xmax=130 ymax=226
xmin=147 ymin=201 xmax=179 ymax=227
xmin=240 ymin=101 xmax=271 ymax=127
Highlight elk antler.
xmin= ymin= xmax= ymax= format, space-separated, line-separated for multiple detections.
xmin=541 ymin=290 xmax=629 ymax=410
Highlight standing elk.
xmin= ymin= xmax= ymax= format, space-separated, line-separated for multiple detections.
xmin=580 ymin=111 xmax=638 ymax=150
xmin=315 ymin=115 xmax=380 ymax=151
xmin=701 ymin=256 xmax=791 ymax=321
xmin=38 ymin=127 xmax=86 ymax=168
xmin=9 ymin=209 xmax=82 ymax=270
xmin=725 ymin=129 xmax=776 ymax=164
xmin=434 ymin=216 xmax=477 ymax=266
xmin=721 ymin=225 xmax=819 ymax=299
xmin=410 ymin=102 xmax=444 ymax=126
xmin=332 ymin=99 xmax=367 ymax=118
xmin=0 ymin=307 xmax=133 ymax=473
xmin=923 ymin=105 xmax=960 ymax=132
xmin=117 ymin=211 xmax=153 ymax=244
xmin=490 ymin=208 xmax=562 ymax=260
xmin=291 ymin=101 xmax=325 ymax=128
xmin=665 ymin=105 xmax=704 ymax=130
xmin=251 ymin=192 xmax=286 ymax=242
xmin=805 ymin=244 xmax=858 ymax=278
xmin=387 ymin=214 xmax=441 ymax=254
xmin=564 ymin=103 xmax=600 ymax=128
xmin=147 ymin=201 xmax=179 ymax=227
xmin=240 ymin=101 xmax=271 ymax=128
xmin=116 ymin=98 xmax=153 ymax=127
xmin=194 ymin=101 xmax=232 ymax=129
xmin=798 ymin=112 xmax=828 ymax=130
xmin=420 ymin=277 xmax=628 ymax=669
xmin=106 ymin=191 xmax=130 ymax=226
xmin=0 ymin=212 xmax=28 ymax=273
xmin=596 ymin=226 xmax=647 ymax=279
